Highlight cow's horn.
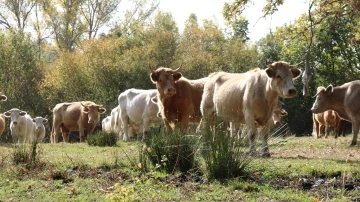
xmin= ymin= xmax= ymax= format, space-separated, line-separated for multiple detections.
xmin=148 ymin=64 xmax=155 ymax=73
xmin=174 ymin=63 xmax=182 ymax=72
xmin=312 ymin=90 xmax=321 ymax=98
xmin=290 ymin=61 xmax=303 ymax=68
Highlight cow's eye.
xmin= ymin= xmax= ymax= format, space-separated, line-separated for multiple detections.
xmin=276 ymin=75 xmax=281 ymax=79
xmin=159 ymin=79 xmax=162 ymax=82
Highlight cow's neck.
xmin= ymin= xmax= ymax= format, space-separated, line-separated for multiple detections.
xmin=329 ymin=87 xmax=349 ymax=120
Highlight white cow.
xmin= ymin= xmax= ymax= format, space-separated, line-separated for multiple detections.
xmin=31 ymin=116 xmax=48 ymax=143
xmin=110 ymin=106 xmax=122 ymax=134
xmin=102 ymin=115 xmax=112 ymax=133
xmin=4 ymin=108 xmax=34 ymax=143
xmin=119 ymin=89 xmax=162 ymax=141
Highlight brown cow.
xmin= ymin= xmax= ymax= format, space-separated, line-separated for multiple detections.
xmin=311 ymin=81 xmax=360 ymax=146
xmin=51 ymin=101 xmax=106 ymax=143
xmin=149 ymin=64 xmax=207 ymax=132
xmin=312 ymin=110 xmax=341 ymax=138
xmin=336 ymin=119 xmax=349 ymax=138
xmin=200 ymin=61 xmax=302 ymax=157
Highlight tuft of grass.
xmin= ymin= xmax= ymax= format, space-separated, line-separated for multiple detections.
xmin=141 ymin=128 xmax=199 ymax=174
xmin=200 ymin=122 xmax=254 ymax=181
xmin=87 ymin=131 xmax=117 ymax=147
xmin=12 ymin=141 xmax=41 ymax=166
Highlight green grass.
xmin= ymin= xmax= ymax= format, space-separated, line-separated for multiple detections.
xmin=0 ymin=134 xmax=359 ymax=201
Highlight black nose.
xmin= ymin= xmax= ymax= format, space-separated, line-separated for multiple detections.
xmin=288 ymin=89 xmax=297 ymax=96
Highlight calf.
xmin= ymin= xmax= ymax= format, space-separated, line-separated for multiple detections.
xmin=312 ymin=110 xmax=341 ymax=138
xmin=311 ymin=81 xmax=360 ymax=146
xmin=4 ymin=108 xmax=34 ymax=143
xmin=31 ymin=116 xmax=48 ymax=142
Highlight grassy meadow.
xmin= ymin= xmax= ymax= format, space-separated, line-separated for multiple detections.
xmin=0 ymin=130 xmax=359 ymax=202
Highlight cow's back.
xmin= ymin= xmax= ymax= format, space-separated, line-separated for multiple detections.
xmin=53 ymin=102 xmax=86 ymax=131
xmin=343 ymin=81 xmax=360 ymax=119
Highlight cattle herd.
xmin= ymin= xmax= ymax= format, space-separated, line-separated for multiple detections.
xmin=0 ymin=62 xmax=358 ymax=157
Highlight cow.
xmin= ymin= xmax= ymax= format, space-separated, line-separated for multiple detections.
xmin=311 ymin=81 xmax=360 ymax=146
xmin=4 ymin=108 xmax=34 ymax=143
xmin=31 ymin=116 xmax=48 ymax=142
xmin=230 ymin=100 xmax=288 ymax=138
xmin=312 ymin=110 xmax=342 ymax=139
xmin=102 ymin=115 xmax=112 ymax=133
xmin=118 ymin=89 xmax=162 ymax=141
xmin=200 ymin=61 xmax=302 ymax=157
xmin=110 ymin=106 xmax=122 ymax=135
xmin=149 ymin=64 xmax=208 ymax=132
xmin=0 ymin=114 xmax=5 ymax=136
xmin=336 ymin=119 xmax=349 ymax=138
xmin=51 ymin=101 xmax=106 ymax=143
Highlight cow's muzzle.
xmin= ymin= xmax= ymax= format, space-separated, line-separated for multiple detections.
xmin=287 ymin=89 xmax=297 ymax=97
xmin=165 ymin=88 xmax=176 ymax=96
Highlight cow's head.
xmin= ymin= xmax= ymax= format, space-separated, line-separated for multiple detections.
xmin=272 ymin=100 xmax=288 ymax=126
xmin=149 ymin=64 xmax=182 ymax=98
xmin=81 ymin=102 xmax=106 ymax=124
xmin=33 ymin=116 xmax=48 ymax=130
xmin=311 ymin=85 xmax=333 ymax=114
xmin=265 ymin=61 xmax=302 ymax=98
xmin=4 ymin=108 xmax=27 ymax=124
xmin=0 ymin=90 xmax=7 ymax=102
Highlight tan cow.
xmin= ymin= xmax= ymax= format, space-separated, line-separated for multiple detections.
xmin=51 ymin=101 xmax=106 ymax=143
xmin=149 ymin=64 xmax=207 ymax=132
xmin=200 ymin=61 xmax=301 ymax=157
xmin=312 ymin=110 xmax=341 ymax=138
xmin=311 ymin=81 xmax=360 ymax=146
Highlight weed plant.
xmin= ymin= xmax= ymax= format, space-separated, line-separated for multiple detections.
xmin=12 ymin=141 xmax=41 ymax=166
xmin=87 ymin=131 xmax=117 ymax=147
xmin=200 ymin=122 xmax=254 ymax=181
xmin=141 ymin=127 xmax=199 ymax=174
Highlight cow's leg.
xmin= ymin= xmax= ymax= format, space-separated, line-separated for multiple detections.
xmin=260 ymin=123 xmax=272 ymax=158
xmin=79 ymin=125 xmax=85 ymax=142
xmin=245 ymin=111 xmax=257 ymax=156
xmin=180 ymin=114 xmax=190 ymax=133
xmin=61 ymin=126 xmax=70 ymax=142
xmin=318 ymin=124 xmax=324 ymax=138
xmin=142 ymin=118 xmax=150 ymax=141
xmin=350 ymin=122 xmax=359 ymax=146
xmin=120 ymin=111 xmax=130 ymax=141
xmin=52 ymin=122 xmax=62 ymax=143
xmin=325 ymin=125 xmax=329 ymax=138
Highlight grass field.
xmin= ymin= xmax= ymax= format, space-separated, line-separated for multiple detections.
xmin=0 ymin=132 xmax=359 ymax=202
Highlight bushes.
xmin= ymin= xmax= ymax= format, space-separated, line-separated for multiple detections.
xmin=87 ymin=131 xmax=118 ymax=147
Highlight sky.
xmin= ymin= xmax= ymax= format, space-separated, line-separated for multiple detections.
xmin=158 ymin=0 xmax=310 ymax=42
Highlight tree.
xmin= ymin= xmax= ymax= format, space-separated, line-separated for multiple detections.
xmin=80 ymin=0 xmax=122 ymax=39
xmin=0 ymin=0 xmax=36 ymax=30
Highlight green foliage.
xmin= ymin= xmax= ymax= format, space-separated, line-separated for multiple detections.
xmin=200 ymin=123 xmax=253 ymax=181
xmin=12 ymin=142 xmax=41 ymax=166
xmin=87 ymin=131 xmax=117 ymax=147
xmin=142 ymin=129 xmax=198 ymax=174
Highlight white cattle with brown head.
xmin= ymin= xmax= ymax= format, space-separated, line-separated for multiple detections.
xmin=311 ymin=81 xmax=360 ymax=146
xmin=200 ymin=61 xmax=302 ymax=157
xmin=51 ymin=101 xmax=106 ymax=143
xmin=31 ymin=116 xmax=48 ymax=142
xmin=149 ymin=64 xmax=207 ymax=132
xmin=118 ymin=88 xmax=162 ymax=141
xmin=4 ymin=108 xmax=34 ymax=143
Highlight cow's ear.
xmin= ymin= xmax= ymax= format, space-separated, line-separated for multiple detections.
xmin=151 ymin=96 xmax=158 ymax=104
xmin=265 ymin=68 xmax=275 ymax=78
xmin=20 ymin=111 xmax=27 ymax=116
xmin=325 ymin=85 xmax=333 ymax=94
xmin=43 ymin=119 xmax=48 ymax=123
xmin=150 ymin=73 xmax=159 ymax=82
xmin=83 ymin=107 xmax=89 ymax=113
xmin=291 ymin=68 xmax=302 ymax=79
xmin=280 ymin=109 xmax=288 ymax=116
xmin=4 ymin=111 xmax=11 ymax=117
xmin=173 ymin=72 xmax=182 ymax=81
xmin=98 ymin=107 xmax=106 ymax=114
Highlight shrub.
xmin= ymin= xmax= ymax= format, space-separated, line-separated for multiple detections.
xmin=200 ymin=122 xmax=254 ymax=181
xmin=87 ymin=131 xmax=117 ymax=147
xmin=141 ymin=128 xmax=199 ymax=174
xmin=12 ymin=141 xmax=40 ymax=166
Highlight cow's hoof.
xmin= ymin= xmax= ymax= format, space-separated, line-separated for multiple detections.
xmin=349 ymin=142 xmax=357 ymax=147
xmin=261 ymin=152 xmax=271 ymax=158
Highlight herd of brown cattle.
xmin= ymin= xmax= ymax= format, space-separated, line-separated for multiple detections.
xmin=0 ymin=62 xmax=358 ymax=157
